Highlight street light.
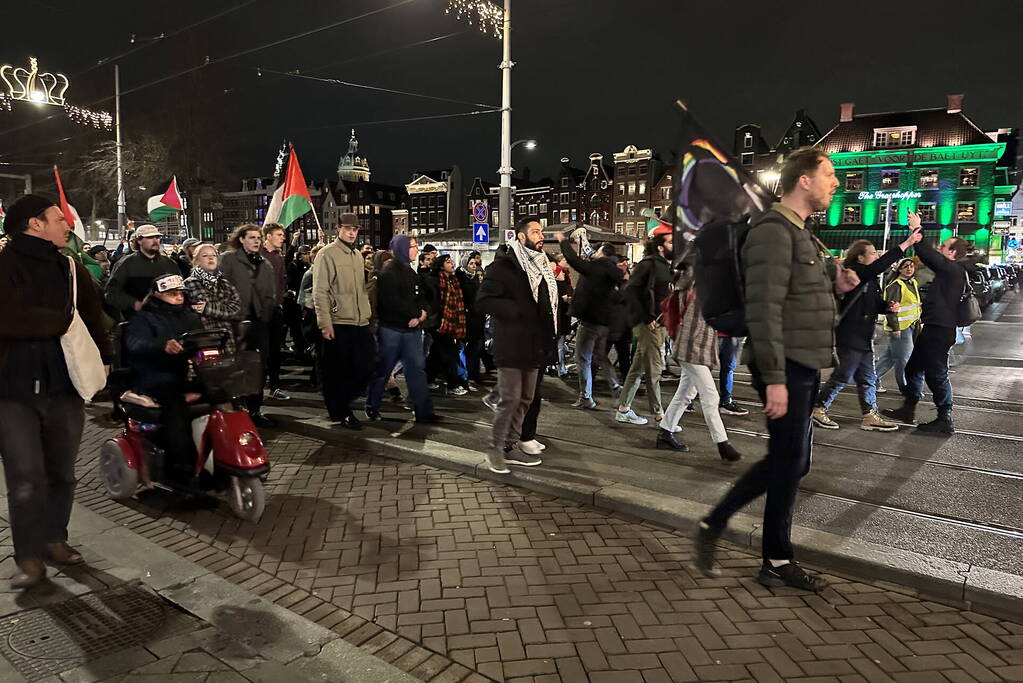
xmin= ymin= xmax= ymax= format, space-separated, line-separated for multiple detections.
xmin=513 ymin=138 xmax=536 ymax=151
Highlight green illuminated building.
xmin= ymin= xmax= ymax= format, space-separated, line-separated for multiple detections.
xmin=814 ymin=96 xmax=1019 ymax=257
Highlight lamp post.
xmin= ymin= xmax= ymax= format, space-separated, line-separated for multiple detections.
xmin=497 ymin=0 xmax=512 ymax=241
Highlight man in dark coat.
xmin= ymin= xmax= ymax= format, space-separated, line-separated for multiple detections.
xmin=0 ymin=195 xmax=114 ymax=589
xmin=477 ymin=218 xmax=558 ymax=474
xmin=556 ymin=234 xmax=623 ymax=408
xmin=104 ymin=224 xmax=179 ymax=320
xmin=883 ymin=210 xmax=975 ymax=435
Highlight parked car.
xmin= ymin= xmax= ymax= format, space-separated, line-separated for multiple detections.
xmin=969 ymin=270 xmax=993 ymax=309
xmin=984 ymin=266 xmax=1006 ymax=301
xmin=995 ymin=264 xmax=1018 ymax=290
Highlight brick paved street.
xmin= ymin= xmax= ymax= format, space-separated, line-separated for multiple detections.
xmin=70 ymin=408 xmax=1023 ymax=682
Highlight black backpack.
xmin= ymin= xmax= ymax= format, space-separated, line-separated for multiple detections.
xmin=693 ymin=217 xmax=752 ymax=336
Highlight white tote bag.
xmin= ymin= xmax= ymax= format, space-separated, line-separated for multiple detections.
xmin=60 ymin=256 xmax=107 ymax=401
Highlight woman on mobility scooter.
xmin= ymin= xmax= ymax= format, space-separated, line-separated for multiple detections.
xmin=123 ymin=273 xmax=202 ymax=485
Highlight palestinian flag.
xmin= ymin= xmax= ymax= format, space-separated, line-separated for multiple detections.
xmin=0 ymin=200 xmax=5 ymax=234
xmin=264 ymin=146 xmax=312 ymax=228
xmin=54 ymin=165 xmax=86 ymax=240
xmin=147 ymin=176 xmax=183 ymax=222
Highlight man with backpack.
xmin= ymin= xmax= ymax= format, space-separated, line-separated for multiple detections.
xmin=692 ymin=148 xmax=843 ymax=592
xmin=883 ymin=211 xmax=974 ymax=436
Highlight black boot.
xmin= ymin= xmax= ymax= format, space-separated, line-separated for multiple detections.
xmin=916 ymin=409 xmax=954 ymax=436
xmin=717 ymin=441 xmax=742 ymax=462
xmin=656 ymin=428 xmax=688 ymax=452
xmin=882 ymin=400 xmax=917 ymax=424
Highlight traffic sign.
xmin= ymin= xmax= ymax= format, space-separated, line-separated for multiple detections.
xmin=472 ymin=201 xmax=489 ymax=224
xmin=505 ymin=229 xmax=515 ymax=242
xmin=1007 ymin=237 xmax=1019 ymax=250
xmin=473 ymin=222 xmax=489 ymax=244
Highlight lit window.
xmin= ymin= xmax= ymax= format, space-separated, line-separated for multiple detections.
xmin=880 ymin=170 xmax=900 ymax=188
xmin=744 ymin=132 xmax=753 ymax=149
xmin=615 ymin=222 xmax=624 ymax=232
xmin=959 ymin=168 xmax=979 ymax=187
xmin=918 ymin=169 xmax=939 ymax=189
xmin=956 ymin=202 xmax=976 ymax=221
xmin=616 ymin=202 xmax=624 ymax=214
xmin=638 ymin=181 xmax=647 ymax=196
xmin=845 ymin=172 xmax=863 ymax=191
xmin=570 ymin=209 xmax=577 ymax=221
xmin=628 ymin=182 xmax=636 ymax=195
xmin=873 ymin=126 xmax=916 ymax=148
xmin=917 ymin=203 xmax=936 ymax=223
xmin=559 ymin=210 xmax=570 ymax=223
xmin=661 ymin=186 xmax=672 ymax=200
xmin=627 ymin=202 xmax=636 ymax=216
xmin=843 ymin=205 xmax=862 ymax=224
xmin=539 ymin=203 xmax=547 ymax=214
xmin=617 ymin=183 xmax=625 ymax=195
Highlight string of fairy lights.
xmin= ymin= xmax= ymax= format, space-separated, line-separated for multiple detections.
xmin=0 ymin=57 xmax=114 ymax=131
xmin=445 ymin=0 xmax=502 ymax=38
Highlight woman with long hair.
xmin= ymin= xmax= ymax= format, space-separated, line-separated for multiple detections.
xmin=428 ymin=254 xmax=470 ymax=395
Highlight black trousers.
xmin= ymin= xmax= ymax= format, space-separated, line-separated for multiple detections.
xmin=607 ymin=337 xmax=632 ymax=386
xmin=321 ymin=324 xmax=376 ymax=420
xmin=705 ymin=359 xmax=819 ymax=561
xmin=902 ymin=324 xmax=955 ymax=411
xmin=0 ymin=392 xmax=84 ymax=562
xmin=431 ymin=334 xmax=466 ymax=390
xmin=267 ymin=306 xmax=285 ymax=391
xmin=242 ymin=318 xmax=270 ymax=414
xmin=520 ymin=369 xmax=545 ymax=442
xmin=284 ymin=298 xmax=308 ymax=358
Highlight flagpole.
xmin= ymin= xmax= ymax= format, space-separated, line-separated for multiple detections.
xmin=115 ymin=64 xmax=126 ymax=236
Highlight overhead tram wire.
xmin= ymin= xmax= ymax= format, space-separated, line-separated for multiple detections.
xmin=255 ymin=68 xmax=499 ymax=110
xmin=301 ymin=109 xmax=501 ymax=132
xmin=0 ymin=0 xmax=418 ymax=140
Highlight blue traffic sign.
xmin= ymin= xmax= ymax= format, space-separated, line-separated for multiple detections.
xmin=472 ymin=202 xmax=489 ymax=223
xmin=1008 ymin=238 xmax=1019 ymax=250
xmin=473 ymin=222 xmax=489 ymax=244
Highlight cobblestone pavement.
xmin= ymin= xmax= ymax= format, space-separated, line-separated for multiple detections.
xmin=71 ymin=409 xmax=1023 ymax=683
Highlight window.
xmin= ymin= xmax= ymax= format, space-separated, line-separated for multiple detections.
xmin=429 ymin=211 xmax=437 ymax=224
xmin=529 ymin=204 xmax=537 ymax=214
xmin=617 ymin=183 xmax=625 ymax=195
xmin=741 ymin=152 xmax=754 ymax=166
xmin=615 ymin=222 xmax=624 ymax=232
xmin=627 ymin=182 xmax=636 ymax=195
xmin=560 ymin=192 xmax=569 ymax=204
xmin=957 ymin=202 xmax=976 ymax=221
xmin=616 ymin=202 xmax=624 ymax=215
xmin=918 ymin=169 xmax=939 ymax=189
xmin=561 ymin=177 xmax=569 ymax=188
xmin=879 ymin=202 xmax=898 ymax=223
xmin=628 ymin=166 xmax=637 ymax=176
xmin=559 ymin=210 xmax=569 ymax=223
xmin=917 ymin=203 xmax=936 ymax=223
xmin=638 ymin=181 xmax=647 ymax=196
xmin=571 ymin=192 xmax=577 ymax=202
xmin=959 ymin=167 xmax=979 ymax=187
xmin=517 ymin=204 xmax=527 ymax=215
xmin=873 ymin=126 xmax=916 ymax=148
xmin=660 ymin=185 xmax=672 ymax=200
xmin=539 ymin=202 xmax=547 ymax=214
xmin=617 ymin=166 xmax=626 ymax=178
xmin=627 ymin=202 xmax=636 ymax=216
xmin=570 ymin=209 xmax=577 ymax=221
xmin=843 ymin=205 xmax=862 ymax=224
xmin=880 ymin=169 xmax=900 ymax=188
xmin=845 ymin=172 xmax=863 ymax=191
xmin=744 ymin=132 xmax=753 ymax=149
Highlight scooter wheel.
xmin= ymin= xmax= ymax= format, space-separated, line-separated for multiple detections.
xmin=228 ymin=476 xmax=265 ymax=523
xmin=99 ymin=439 xmax=138 ymax=500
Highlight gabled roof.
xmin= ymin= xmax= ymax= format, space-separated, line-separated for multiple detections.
xmin=816 ymin=108 xmax=992 ymax=154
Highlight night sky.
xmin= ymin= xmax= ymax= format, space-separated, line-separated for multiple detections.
xmin=3 ymin=0 xmax=1021 ymax=191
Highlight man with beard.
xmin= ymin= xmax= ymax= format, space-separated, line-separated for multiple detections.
xmin=104 ymin=224 xmax=179 ymax=320
xmin=693 ymin=148 xmax=843 ymax=592
xmin=477 ymin=218 xmax=558 ymax=474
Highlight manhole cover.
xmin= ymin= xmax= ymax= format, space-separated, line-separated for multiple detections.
xmin=0 ymin=582 xmax=199 ymax=681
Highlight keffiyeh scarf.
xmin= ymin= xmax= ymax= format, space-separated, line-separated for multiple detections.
xmin=508 ymin=239 xmax=559 ymax=333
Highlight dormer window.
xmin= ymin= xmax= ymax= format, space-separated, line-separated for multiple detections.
xmin=873 ymin=126 xmax=917 ymax=148
xmin=743 ymin=132 xmax=753 ymax=149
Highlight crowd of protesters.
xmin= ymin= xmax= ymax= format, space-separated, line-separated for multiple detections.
xmin=0 ymin=146 xmax=991 ymax=592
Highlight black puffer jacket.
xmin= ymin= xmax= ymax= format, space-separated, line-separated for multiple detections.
xmin=477 ymin=245 xmax=556 ymax=369
xmin=124 ymin=297 xmax=201 ymax=396
xmin=742 ymin=206 xmax=837 ymax=386
xmin=104 ymin=251 xmax=180 ymax=320
xmin=625 ymin=253 xmax=671 ymax=326
xmin=836 ymin=246 xmax=905 ymax=351
xmin=558 ymin=239 xmax=622 ymax=326
xmin=915 ymin=239 xmax=974 ymax=329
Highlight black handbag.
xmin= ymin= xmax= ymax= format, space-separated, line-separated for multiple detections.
xmin=956 ymin=272 xmax=981 ymax=327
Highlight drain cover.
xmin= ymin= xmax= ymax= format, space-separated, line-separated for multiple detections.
xmin=0 ymin=583 xmax=199 ymax=681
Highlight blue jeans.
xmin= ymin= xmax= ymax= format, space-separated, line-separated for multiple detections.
xmin=367 ymin=327 xmax=434 ymax=417
xmin=816 ymin=345 xmax=877 ymax=414
xmin=575 ymin=322 xmax=617 ymax=400
xmin=718 ymin=336 xmax=741 ymax=403
xmin=904 ymin=325 xmax=955 ymax=412
xmin=874 ymin=330 xmax=914 ymax=393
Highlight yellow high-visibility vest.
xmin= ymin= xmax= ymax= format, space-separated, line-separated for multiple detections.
xmin=884 ymin=278 xmax=921 ymax=331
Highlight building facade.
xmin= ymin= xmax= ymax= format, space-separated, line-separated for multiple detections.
xmin=611 ymin=145 xmax=663 ymax=237
xmin=405 ymin=166 xmax=464 ymax=236
xmin=735 ymin=109 xmax=822 ymax=195
xmin=551 ymin=158 xmax=584 ymax=225
xmin=815 ymin=95 xmax=1019 ymax=258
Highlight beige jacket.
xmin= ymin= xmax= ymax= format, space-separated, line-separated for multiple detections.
xmin=312 ymin=239 xmax=371 ymax=329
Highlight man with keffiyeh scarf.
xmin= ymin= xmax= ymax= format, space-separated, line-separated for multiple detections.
xmin=477 ymin=218 xmax=559 ymax=474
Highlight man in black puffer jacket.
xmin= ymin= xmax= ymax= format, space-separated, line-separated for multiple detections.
xmin=557 ymin=234 xmax=623 ymax=409
xmin=883 ymin=210 xmax=974 ymax=435
xmin=478 ymin=218 xmax=558 ymax=475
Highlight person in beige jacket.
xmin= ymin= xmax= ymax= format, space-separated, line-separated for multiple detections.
xmin=312 ymin=213 xmax=375 ymax=430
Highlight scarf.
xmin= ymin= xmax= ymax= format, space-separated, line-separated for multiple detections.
xmin=191 ymin=266 xmax=220 ymax=287
xmin=508 ymin=239 xmax=559 ymax=333
xmin=437 ymin=270 xmax=467 ymax=339
xmin=245 ymin=250 xmax=264 ymax=267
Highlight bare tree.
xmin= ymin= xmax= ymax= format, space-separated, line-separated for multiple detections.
xmin=72 ymin=134 xmax=173 ymax=221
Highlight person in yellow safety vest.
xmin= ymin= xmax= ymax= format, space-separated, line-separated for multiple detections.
xmin=874 ymin=258 xmax=921 ymax=394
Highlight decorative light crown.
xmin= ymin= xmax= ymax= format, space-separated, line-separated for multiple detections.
xmin=1 ymin=57 xmax=69 ymax=107
xmin=445 ymin=0 xmax=502 ymax=38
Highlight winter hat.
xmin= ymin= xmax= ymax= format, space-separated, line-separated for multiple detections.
xmin=181 ymin=237 xmax=201 ymax=249
xmin=4 ymin=194 xmax=56 ymax=233
xmin=388 ymin=234 xmax=414 ymax=265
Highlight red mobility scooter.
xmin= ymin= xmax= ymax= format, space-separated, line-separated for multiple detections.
xmin=99 ymin=328 xmax=270 ymax=522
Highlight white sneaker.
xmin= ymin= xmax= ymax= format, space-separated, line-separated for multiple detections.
xmin=519 ymin=439 xmax=545 ymax=455
xmin=449 ymin=386 xmax=469 ymax=396
xmin=615 ymin=409 xmax=648 ymax=425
